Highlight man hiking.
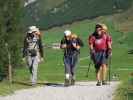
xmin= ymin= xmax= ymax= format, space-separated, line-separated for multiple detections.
xmin=60 ymin=30 xmax=83 ymax=86
xmin=23 ymin=26 xmax=44 ymax=86
xmin=88 ymin=24 xmax=112 ymax=86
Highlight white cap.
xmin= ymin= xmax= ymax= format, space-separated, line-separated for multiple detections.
xmin=64 ymin=30 xmax=71 ymax=36
xmin=28 ymin=26 xmax=39 ymax=33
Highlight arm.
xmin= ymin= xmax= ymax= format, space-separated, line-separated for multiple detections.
xmin=88 ymin=35 xmax=95 ymax=52
xmin=107 ymin=35 xmax=112 ymax=49
xmin=90 ymin=44 xmax=94 ymax=51
xmin=107 ymin=35 xmax=112 ymax=56
xmin=76 ymin=37 xmax=84 ymax=49
xmin=60 ymin=38 xmax=67 ymax=49
xmin=38 ymin=37 xmax=44 ymax=58
xmin=76 ymin=38 xmax=84 ymax=49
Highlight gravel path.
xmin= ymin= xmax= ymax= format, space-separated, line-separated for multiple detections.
xmin=0 ymin=81 xmax=119 ymax=100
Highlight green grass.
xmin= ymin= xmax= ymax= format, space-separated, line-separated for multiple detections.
xmin=0 ymin=19 xmax=133 ymax=99
xmin=113 ymin=81 xmax=128 ymax=100
xmin=113 ymin=75 xmax=133 ymax=100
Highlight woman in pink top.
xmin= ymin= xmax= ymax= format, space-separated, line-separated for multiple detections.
xmin=88 ymin=24 xmax=112 ymax=86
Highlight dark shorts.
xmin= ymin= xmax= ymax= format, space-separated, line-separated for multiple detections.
xmin=91 ymin=50 xmax=107 ymax=71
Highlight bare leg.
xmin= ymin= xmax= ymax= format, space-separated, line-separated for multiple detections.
xmin=102 ymin=64 xmax=107 ymax=81
xmin=96 ymin=66 xmax=102 ymax=86
xmin=101 ymin=64 xmax=108 ymax=85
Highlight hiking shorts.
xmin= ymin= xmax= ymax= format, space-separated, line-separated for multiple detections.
xmin=92 ymin=50 xmax=108 ymax=71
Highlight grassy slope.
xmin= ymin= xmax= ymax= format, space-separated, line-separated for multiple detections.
xmin=113 ymin=6 xmax=133 ymax=32
xmin=24 ymin=0 xmax=64 ymax=27
xmin=38 ymin=0 xmax=65 ymax=14
xmin=25 ymin=0 xmax=133 ymax=29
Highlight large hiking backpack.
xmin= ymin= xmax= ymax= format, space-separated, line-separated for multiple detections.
xmin=27 ymin=37 xmax=39 ymax=57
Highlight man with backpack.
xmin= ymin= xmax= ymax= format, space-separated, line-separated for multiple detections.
xmin=60 ymin=30 xmax=83 ymax=86
xmin=23 ymin=26 xmax=44 ymax=85
xmin=88 ymin=24 xmax=112 ymax=86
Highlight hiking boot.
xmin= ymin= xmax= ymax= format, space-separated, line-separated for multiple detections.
xmin=71 ymin=79 xmax=75 ymax=85
xmin=64 ymin=79 xmax=70 ymax=87
xmin=96 ymin=81 xmax=101 ymax=86
xmin=31 ymin=82 xmax=36 ymax=87
xmin=102 ymin=80 xmax=108 ymax=85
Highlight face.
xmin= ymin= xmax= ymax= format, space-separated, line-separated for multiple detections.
xmin=32 ymin=31 xmax=39 ymax=37
xmin=96 ymin=28 xmax=102 ymax=35
xmin=65 ymin=35 xmax=71 ymax=40
xmin=101 ymin=29 xmax=106 ymax=34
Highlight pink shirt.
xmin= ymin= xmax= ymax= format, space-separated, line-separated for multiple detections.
xmin=88 ymin=33 xmax=112 ymax=52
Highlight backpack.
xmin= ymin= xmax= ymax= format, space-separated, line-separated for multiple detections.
xmin=27 ymin=37 xmax=38 ymax=57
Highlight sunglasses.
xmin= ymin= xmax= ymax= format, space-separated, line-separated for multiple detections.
xmin=97 ymin=28 xmax=103 ymax=31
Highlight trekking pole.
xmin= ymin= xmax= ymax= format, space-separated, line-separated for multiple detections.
xmin=108 ymin=55 xmax=112 ymax=84
xmin=86 ymin=57 xmax=93 ymax=77
xmin=86 ymin=61 xmax=91 ymax=77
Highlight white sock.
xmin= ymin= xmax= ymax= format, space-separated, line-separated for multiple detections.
xmin=66 ymin=74 xmax=70 ymax=79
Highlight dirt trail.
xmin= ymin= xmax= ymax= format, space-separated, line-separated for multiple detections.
xmin=0 ymin=81 xmax=119 ymax=100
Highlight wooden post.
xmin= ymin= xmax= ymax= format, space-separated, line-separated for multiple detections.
xmin=5 ymin=43 xmax=12 ymax=83
xmin=8 ymin=53 xmax=12 ymax=83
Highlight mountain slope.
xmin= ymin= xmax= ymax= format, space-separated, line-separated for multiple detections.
xmin=113 ymin=6 xmax=133 ymax=32
xmin=24 ymin=0 xmax=133 ymax=30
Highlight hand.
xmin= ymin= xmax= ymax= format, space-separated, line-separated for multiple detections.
xmin=76 ymin=45 xmax=80 ymax=50
xmin=61 ymin=44 xmax=67 ymax=48
xmin=108 ymin=49 xmax=112 ymax=57
xmin=40 ymin=58 xmax=44 ymax=62
xmin=106 ymin=49 xmax=112 ymax=58
xmin=90 ymin=49 xmax=95 ymax=54
xmin=22 ymin=58 xmax=25 ymax=61
xmin=109 ymin=52 xmax=112 ymax=57
xmin=90 ymin=49 xmax=95 ymax=60
xmin=72 ymin=42 xmax=76 ymax=46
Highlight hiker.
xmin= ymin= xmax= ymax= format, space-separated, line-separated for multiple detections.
xmin=88 ymin=24 xmax=112 ymax=86
xmin=60 ymin=30 xmax=83 ymax=86
xmin=23 ymin=26 xmax=44 ymax=85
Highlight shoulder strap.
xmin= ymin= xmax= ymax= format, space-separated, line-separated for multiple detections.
xmin=32 ymin=39 xmax=38 ymax=49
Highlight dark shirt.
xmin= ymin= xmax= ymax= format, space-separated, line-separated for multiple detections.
xmin=60 ymin=37 xmax=83 ymax=56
